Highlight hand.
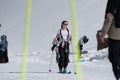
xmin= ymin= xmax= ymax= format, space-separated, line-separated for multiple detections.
xmin=51 ymin=44 xmax=56 ymax=51
xmin=100 ymin=36 xmax=105 ymax=43
xmin=53 ymin=38 xmax=57 ymax=41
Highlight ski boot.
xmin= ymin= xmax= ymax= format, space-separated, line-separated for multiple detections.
xmin=59 ymin=68 xmax=63 ymax=73
xmin=63 ymin=68 xmax=67 ymax=73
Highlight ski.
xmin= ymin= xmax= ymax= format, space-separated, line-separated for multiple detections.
xmin=67 ymin=71 xmax=71 ymax=74
xmin=49 ymin=70 xmax=76 ymax=74
xmin=57 ymin=71 xmax=72 ymax=74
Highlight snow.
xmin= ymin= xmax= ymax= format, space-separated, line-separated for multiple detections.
xmin=0 ymin=0 xmax=117 ymax=80
xmin=81 ymin=60 xmax=115 ymax=80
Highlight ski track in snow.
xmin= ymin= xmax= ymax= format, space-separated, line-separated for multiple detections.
xmin=0 ymin=51 xmax=115 ymax=80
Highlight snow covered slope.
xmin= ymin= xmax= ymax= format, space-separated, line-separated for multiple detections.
xmin=0 ymin=0 xmax=116 ymax=80
xmin=76 ymin=0 xmax=108 ymax=50
xmin=0 ymin=0 xmax=107 ymax=54
xmin=0 ymin=0 xmax=26 ymax=54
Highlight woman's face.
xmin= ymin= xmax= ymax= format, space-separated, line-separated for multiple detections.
xmin=62 ymin=22 xmax=68 ymax=29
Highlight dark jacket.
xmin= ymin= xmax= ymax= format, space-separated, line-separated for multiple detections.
xmin=0 ymin=35 xmax=8 ymax=52
xmin=105 ymin=0 xmax=120 ymax=28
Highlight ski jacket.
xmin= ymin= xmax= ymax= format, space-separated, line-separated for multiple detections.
xmin=101 ymin=13 xmax=120 ymax=40
xmin=0 ymin=35 xmax=8 ymax=52
xmin=105 ymin=0 xmax=120 ymax=28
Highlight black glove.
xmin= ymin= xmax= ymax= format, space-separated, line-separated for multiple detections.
xmin=51 ymin=44 xmax=57 ymax=51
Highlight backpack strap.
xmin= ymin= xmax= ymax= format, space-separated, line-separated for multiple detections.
xmin=66 ymin=28 xmax=69 ymax=39
xmin=60 ymin=29 xmax=63 ymax=39
xmin=60 ymin=28 xmax=69 ymax=40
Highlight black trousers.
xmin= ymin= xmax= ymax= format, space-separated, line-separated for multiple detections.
xmin=0 ymin=51 xmax=4 ymax=63
xmin=109 ymin=38 xmax=120 ymax=79
xmin=58 ymin=43 xmax=69 ymax=69
xmin=4 ymin=49 xmax=9 ymax=63
xmin=80 ymin=45 xmax=83 ymax=51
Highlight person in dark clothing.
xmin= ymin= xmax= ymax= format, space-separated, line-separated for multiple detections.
xmin=100 ymin=0 xmax=120 ymax=80
xmin=0 ymin=35 xmax=8 ymax=63
xmin=53 ymin=20 xmax=72 ymax=73
xmin=79 ymin=35 xmax=89 ymax=51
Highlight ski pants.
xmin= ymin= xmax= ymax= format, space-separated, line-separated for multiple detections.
xmin=4 ymin=49 xmax=9 ymax=63
xmin=58 ymin=42 xmax=69 ymax=69
xmin=108 ymin=38 xmax=120 ymax=79
xmin=0 ymin=51 xmax=4 ymax=63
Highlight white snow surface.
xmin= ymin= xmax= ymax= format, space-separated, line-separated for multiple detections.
xmin=0 ymin=0 xmax=116 ymax=80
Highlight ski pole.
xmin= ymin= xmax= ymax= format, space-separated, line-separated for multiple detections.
xmin=49 ymin=51 xmax=54 ymax=72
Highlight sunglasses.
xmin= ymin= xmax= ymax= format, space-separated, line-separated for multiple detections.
xmin=64 ymin=24 xmax=68 ymax=25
